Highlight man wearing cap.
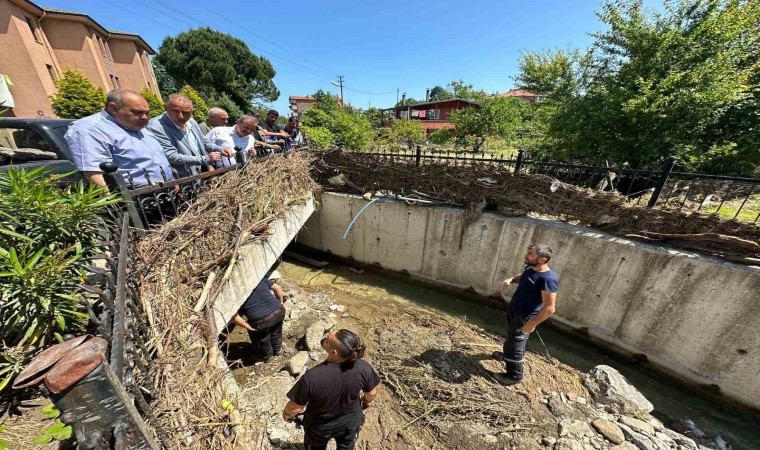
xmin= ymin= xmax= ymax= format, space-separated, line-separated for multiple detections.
xmin=232 ymin=273 xmax=286 ymax=361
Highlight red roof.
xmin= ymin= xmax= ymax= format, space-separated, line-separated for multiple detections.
xmin=498 ymin=89 xmax=537 ymax=97
xmin=289 ymin=96 xmax=316 ymax=101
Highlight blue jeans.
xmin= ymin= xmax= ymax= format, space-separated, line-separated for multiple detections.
xmin=502 ymin=309 xmax=534 ymax=381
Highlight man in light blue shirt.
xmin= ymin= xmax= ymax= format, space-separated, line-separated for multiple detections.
xmin=64 ymin=90 xmax=172 ymax=188
xmin=146 ymin=94 xmax=231 ymax=177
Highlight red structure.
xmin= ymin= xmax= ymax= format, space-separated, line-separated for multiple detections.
xmin=380 ymin=98 xmax=479 ymax=135
xmin=497 ymin=89 xmax=541 ymax=102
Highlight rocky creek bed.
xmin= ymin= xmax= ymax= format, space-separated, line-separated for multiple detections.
xmin=221 ymin=265 xmax=732 ymax=450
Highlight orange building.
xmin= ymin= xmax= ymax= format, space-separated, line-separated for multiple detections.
xmin=0 ymin=0 xmax=159 ymax=118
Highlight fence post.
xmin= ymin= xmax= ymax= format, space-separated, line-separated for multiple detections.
xmin=415 ymin=145 xmax=422 ymax=167
xmin=100 ymin=162 xmax=145 ymax=229
xmin=514 ymin=149 xmax=525 ymax=173
xmin=647 ymin=156 xmax=677 ymax=208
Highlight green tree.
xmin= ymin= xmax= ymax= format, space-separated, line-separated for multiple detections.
xmin=519 ymin=0 xmax=760 ymax=173
xmin=301 ymin=91 xmax=372 ymax=150
xmin=386 ymin=120 xmax=425 ymax=150
xmin=179 ymin=85 xmax=209 ymax=123
xmin=515 ymin=49 xmax=581 ymax=98
xmin=140 ymin=87 xmax=164 ymax=118
xmin=49 ymin=70 xmax=105 ymax=119
xmin=152 ymin=60 xmax=177 ymax=98
xmin=206 ymin=92 xmax=243 ymax=122
xmin=429 ymin=85 xmax=452 ymax=101
xmin=446 ymin=80 xmax=487 ymax=101
xmin=155 ymin=28 xmax=278 ymax=113
xmin=302 ymin=126 xmax=334 ymax=149
xmin=449 ymin=96 xmax=523 ymax=151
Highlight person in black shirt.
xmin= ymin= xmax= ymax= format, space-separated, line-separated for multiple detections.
xmin=283 ymin=329 xmax=381 ymax=450
xmin=232 ymin=277 xmax=286 ymax=361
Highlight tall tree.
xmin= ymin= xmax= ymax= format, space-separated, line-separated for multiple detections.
xmin=518 ymin=0 xmax=760 ymax=174
xmin=155 ymin=28 xmax=279 ymax=112
xmin=429 ymin=85 xmax=452 ymax=100
xmin=448 ymin=97 xmax=523 ymax=151
xmin=301 ymin=91 xmax=373 ymax=150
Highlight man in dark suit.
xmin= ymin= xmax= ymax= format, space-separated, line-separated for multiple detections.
xmin=146 ymin=94 xmax=233 ymax=177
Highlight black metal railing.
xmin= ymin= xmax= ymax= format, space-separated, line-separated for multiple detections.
xmin=356 ymin=147 xmax=760 ymax=222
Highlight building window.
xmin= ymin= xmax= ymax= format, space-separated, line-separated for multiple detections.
xmin=45 ymin=64 xmax=56 ymax=83
xmin=25 ymin=17 xmax=42 ymax=43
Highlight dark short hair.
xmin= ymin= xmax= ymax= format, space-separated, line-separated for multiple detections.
xmin=332 ymin=329 xmax=366 ymax=362
xmin=267 ymin=109 xmax=279 ymax=116
xmin=288 ymin=116 xmax=297 ymax=123
xmin=528 ymin=244 xmax=553 ymax=262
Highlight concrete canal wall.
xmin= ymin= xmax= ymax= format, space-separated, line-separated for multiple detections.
xmin=296 ymin=192 xmax=760 ymax=412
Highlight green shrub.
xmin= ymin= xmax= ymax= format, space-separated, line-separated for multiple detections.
xmin=386 ymin=120 xmax=425 ymax=150
xmin=140 ymin=87 xmax=165 ymax=118
xmin=0 ymin=167 xmax=120 ymax=392
xmin=49 ymin=69 xmax=106 ymax=119
xmin=302 ymin=126 xmax=334 ymax=149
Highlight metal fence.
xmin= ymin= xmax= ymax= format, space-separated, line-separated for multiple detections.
xmin=16 ymin=146 xmax=308 ymax=449
xmin=359 ymin=147 xmax=760 ymax=223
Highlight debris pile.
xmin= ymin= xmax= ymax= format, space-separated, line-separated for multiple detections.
xmin=311 ymin=150 xmax=760 ymax=266
xmin=134 ymin=154 xmax=318 ymax=448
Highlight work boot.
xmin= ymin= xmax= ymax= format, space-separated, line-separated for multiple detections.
xmin=492 ymin=372 xmax=522 ymax=386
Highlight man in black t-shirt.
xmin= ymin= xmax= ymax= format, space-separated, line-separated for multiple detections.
xmin=494 ymin=244 xmax=559 ymax=385
xmin=282 ymin=329 xmax=380 ymax=450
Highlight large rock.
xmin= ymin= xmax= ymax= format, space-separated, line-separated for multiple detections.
xmin=304 ymin=318 xmax=336 ymax=351
xmin=584 ymin=366 xmax=654 ymax=415
xmin=554 ymin=438 xmax=585 ymax=450
xmin=659 ymin=429 xmax=698 ymax=450
xmin=591 ymin=419 xmax=625 ymax=445
xmin=619 ymin=416 xmax=656 ymax=436
xmin=617 ymin=423 xmax=669 ymax=450
xmin=610 ymin=443 xmax=638 ymax=450
xmin=558 ymin=419 xmax=595 ymax=439
xmin=287 ymin=351 xmax=310 ymax=376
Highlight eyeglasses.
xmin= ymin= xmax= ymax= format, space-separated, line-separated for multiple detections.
xmin=171 ymin=108 xmax=194 ymax=114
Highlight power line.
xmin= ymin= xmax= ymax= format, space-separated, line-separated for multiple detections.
xmin=344 ymin=86 xmax=397 ymax=95
xmin=183 ymin=0 xmax=334 ymax=76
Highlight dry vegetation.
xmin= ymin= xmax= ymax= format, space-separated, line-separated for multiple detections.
xmin=311 ymin=150 xmax=760 ymax=266
xmin=135 ymin=153 xmax=317 ymax=448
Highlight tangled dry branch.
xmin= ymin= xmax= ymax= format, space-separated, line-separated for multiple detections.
xmin=311 ymin=150 xmax=760 ymax=265
xmin=135 ymin=154 xmax=318 ymax=448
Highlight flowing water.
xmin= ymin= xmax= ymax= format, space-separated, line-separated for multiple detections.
xmin=280 ymin=259 xmax=760 ymax=450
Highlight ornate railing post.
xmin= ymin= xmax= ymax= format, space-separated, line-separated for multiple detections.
xmin=514 ymin=148 xmax=525 ymax=173
xmin=100 ymin=162 xmax=145 ymax=229
xmin=648 ymin=156 xmax=676 ymax=208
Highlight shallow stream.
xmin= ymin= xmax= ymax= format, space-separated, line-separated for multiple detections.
xmin=280 ymin=259 xmax=760 ymax=450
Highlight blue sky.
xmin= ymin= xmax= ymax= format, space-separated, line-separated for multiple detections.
xmin=40 ymin=0 xmax=664 ymax=113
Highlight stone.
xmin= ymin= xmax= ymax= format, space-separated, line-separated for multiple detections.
xmin=611 ymin=443 xmax=638 ymax=450
xmin=548 ymin=396 xmax=573 ymax=418
xmin=554 ymin=437 xmax=584 ymax=450
xmin=591 ymin=419 xmax=625 ymax=445
xmin=617 ymin=423 xmax=669 ymax=450
xmin=584 ymin=366 xmax=654 ymax=415
xmin=341 ymin=313 xmax=350 ymax=318
xmin=328 ymin=313 xmax=337 ymax=318
xmin=619 ymin=416 xmax=656 ymax=436
xmin=654 ymin=432 xmax=676 ymax=448
xmin=483 ymin=434 xmax=498 ymax=444
xmin=308 ymin=352 xmax=321 ymax=361
xmin=567 ymin=391 xmax=578 ymax=402
xmin=659 ymin=429 xmax=698 ymax=450
xmin=329 ymin=304 xmax=339 ymax=311
xmin=336 ymin=304 xmax=346 ymax=312
xmin=643 ymin=416 xmax=664 ymax=432
xmin=558 ymin=419 xmax=594 ymax=439
xmin=576 ymin=397 xmax=587 ymax=406
xmin=287 ymin=351 xmax=310 ymax=376
xmin=540 ymin=398 xmax=549 ymax=404
xmin=304 ymin=319 xmax=335 ymax=351
xmin=541 ymin=436 xmax=557 ymax=446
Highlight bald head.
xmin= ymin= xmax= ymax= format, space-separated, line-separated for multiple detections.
xmin=207 ymin=107 xmax=229 ymax=127
xmin=105 ymin=90 xmax=150 ymax=131
xmin=166 ymin=93 xmax=194 ymax=127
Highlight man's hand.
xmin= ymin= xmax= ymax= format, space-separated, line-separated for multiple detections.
xmin=207 ymin=151 xmax=222 ymax=162
xmin=221 ymin=148 xmax=235 ymax=157
xmin=520 ymin=323 xmax=536 ymax=334
xmin=497 ymin=279 xmax=511 ymax=293
xmin=361 ymin=400 xmax=372 ymax=410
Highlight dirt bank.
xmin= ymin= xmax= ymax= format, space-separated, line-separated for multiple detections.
xmin=224 ymin=262 xmax=717 ymax=450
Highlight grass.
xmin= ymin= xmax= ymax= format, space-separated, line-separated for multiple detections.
xmin=701 ymin=193 xmax=760 ymax=223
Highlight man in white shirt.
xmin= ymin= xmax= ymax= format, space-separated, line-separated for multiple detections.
xmin=205 ymin=115 xmax=276 ymax=167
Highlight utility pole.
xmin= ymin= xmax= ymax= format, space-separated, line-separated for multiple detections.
xmin=396 ymin=88 xmax=399 ymax=106
xmin=331 ymin=75 xmax=345 ymax=104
